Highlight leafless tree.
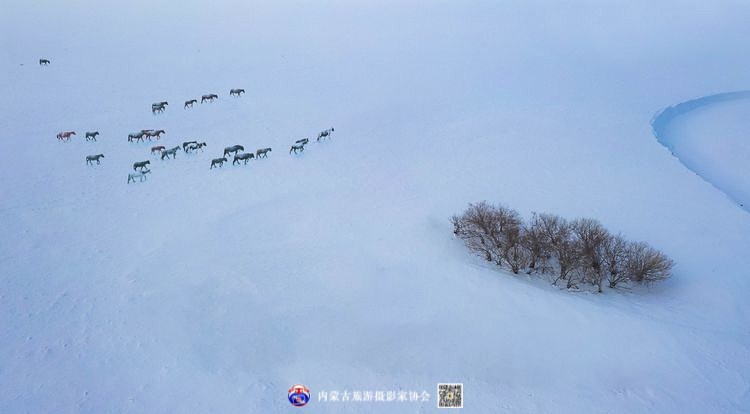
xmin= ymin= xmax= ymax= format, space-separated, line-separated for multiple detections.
xmin=495 ymin=205 xmax=526 ymax=272
xmin=571 ymin=218 xmax=609 ymax=292
xmin=536 ymin=214 xmax=580 ymax=286
xmin=603 ymin=233 xmax=629 ymax=288
xmin=452 ymin=202 xmax=501 ymax=264
xmin=523 ymin=213 xmax=553 ymax=274
xmin=452 ymin=202 xmax=528 ymax=272
xmin=625 ymin=242 xmax=674 ymax=284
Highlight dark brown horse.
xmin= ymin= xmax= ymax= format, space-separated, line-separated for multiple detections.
xmin=233 ymin=153 xmax=254 ymax=165
xmin=133 ymin=160 xmax=151 ymax=171
xmin=128 ymin=132 xmax=146 ymax=142
xmin=223 ymin=145 xmax=244 ymax=157
xmin=210 ymin=157 xmax=227 ymax=169
xmin=86 ymin=154 xmax=104 ymax=165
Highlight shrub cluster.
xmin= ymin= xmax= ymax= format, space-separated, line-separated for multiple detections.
xmin=451 ymin=202 xmax=674 ymax=292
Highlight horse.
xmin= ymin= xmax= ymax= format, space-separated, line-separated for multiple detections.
xmin=86 ymin=154 xmax=104 ymax=165
xmin=146 ymin=129 xmax=165 ymax=140
xmin=184 ymin=99 xmax=197 ymax=108
xmin=127 ymin=169 xmax=151 ymax=184
xmin=182 ymin=141 xmax=198 ymax=151
xmin=256 ymin=147 xmax=272 ymax=158
xmin=85 ymin=131 xmax=99 ymax=141
xmin=210 ymin=157 xmax=227 ymax=169
xmin=39 ymin=59 xmax=50 ymax=66
xmin=151 ymin=104 xmax=165 ymax=114
xmin=133 ymin=160 xmax=151 ymax=171
xmin=151 ymin=145 xmax=166 ymax=154
xmin=201 ymin=94 xmax=218 ymax=103
xmin=223 ymin=145 xmax=244 ymax=158
xmin=233 ymin=153 xmax=254 ymax=165
xmin=185 ymin=142 xmax=207 ymax=153
xmin=128 ymin=132 xmax=146 ymax=142
xmin=290 ymin=143 xmax=305 ymax=154
xmin=152 ymin=101 xmax=168 ymax=108
xmin=161 ymin=146 xmax=180 ymax=160
xmin=295 ymin=138 xmax=309 ymax=145
xmin=230 ymin=88 xmax=245 ymax=97
xmin=57 ymin=131 xmax=75 ymax=141
xmin=317 ymin=127 xmax=334 ymax=141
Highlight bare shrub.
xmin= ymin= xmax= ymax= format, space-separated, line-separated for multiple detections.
xmin=625 ymin=242 xmax=674 ymax=284
xmin=452 ymin=202 xmax=674 ymax=294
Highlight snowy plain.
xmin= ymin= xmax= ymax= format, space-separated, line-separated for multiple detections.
xmin=1 ymin=0 xmax=750 ymax=413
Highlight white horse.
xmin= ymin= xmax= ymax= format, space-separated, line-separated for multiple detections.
xmin=127 ymin=169 xmax=151 ymax=183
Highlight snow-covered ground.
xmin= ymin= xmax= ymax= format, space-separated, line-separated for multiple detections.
xmin=1 ymin=1 xmax=750 ymax=413
xmin=653 ymin=91 xmax=750 ymax=211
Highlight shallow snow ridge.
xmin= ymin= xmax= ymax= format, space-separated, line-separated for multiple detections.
xmin=651 ymin=91 xmax=750 ymax=212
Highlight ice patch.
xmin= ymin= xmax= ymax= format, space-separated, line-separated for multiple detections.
xmin=651 ymin=91 xmax=750 ymax=213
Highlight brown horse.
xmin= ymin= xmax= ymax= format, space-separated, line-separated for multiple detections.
xmin=145 ymin=129 xmax=165 ymax=140
xmin=151 ymin=145 xmax=166 ymax=154
xmin=57 ymin=131 xmax=76 ymax=141
xmin=256 ymin=148 xmax=272 ymax=158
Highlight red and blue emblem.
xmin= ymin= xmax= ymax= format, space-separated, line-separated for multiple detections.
xmin=288 ymin=384 xmax=310 ymax=407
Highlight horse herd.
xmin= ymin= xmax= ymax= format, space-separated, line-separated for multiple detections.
xmin=149 ymin=90 xmax=243 ymax=113
xmin=60 ymin=126 xmax=335 ymax=183
xmin=54 ymin=85 xmax=335 ymax=183
xmin=151 ymin=90 xmax=244 ymax=113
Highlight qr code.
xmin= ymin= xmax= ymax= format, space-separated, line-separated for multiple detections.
xmin=438 ymin=383 xmax=463 ymax=408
